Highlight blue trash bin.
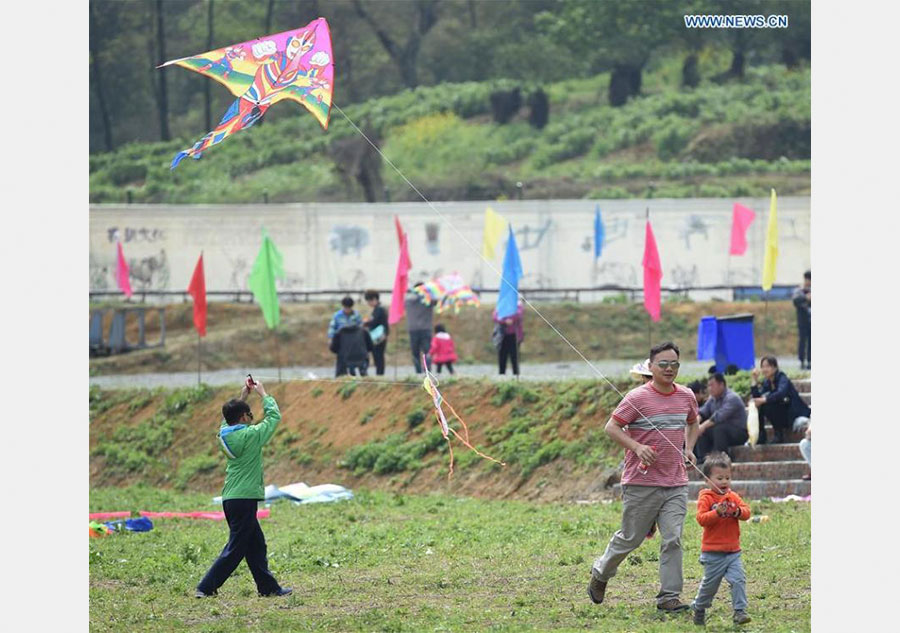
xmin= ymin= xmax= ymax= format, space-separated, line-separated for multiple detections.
xmin=696 ymin=316 xmax=718 ymax=361
xmin=714 ymin=314 xmax=755 ymax=372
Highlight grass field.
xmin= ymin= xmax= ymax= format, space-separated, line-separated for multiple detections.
xmin=89 ymin=487 xmax=810 ymax=632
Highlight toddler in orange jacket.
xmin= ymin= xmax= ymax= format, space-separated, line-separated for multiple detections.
xmin=691 ymin=452 xmax=752 ymax=626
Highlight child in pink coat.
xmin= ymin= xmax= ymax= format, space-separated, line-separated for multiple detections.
xmin=429 ymin=324 xmax=458 ymax=374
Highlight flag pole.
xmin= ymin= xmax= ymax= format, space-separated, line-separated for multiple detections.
xmin=646 ymin=206 xmax=652 ymax=351
xmin=197 ymin=332 xmax=201 ymax=386
xmin=393 ymin=328 xmax=399 ymax=379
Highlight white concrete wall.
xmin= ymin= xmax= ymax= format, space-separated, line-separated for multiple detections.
xmin=89 ymin=197 xmax=810 ymax=300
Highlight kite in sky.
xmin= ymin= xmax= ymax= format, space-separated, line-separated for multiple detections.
xmin=422 ymin=355 xmax=505 ymax=478
xmin=159 ymin=17 xmax=334 ymax=169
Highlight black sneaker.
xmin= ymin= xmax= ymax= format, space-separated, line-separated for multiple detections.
xmin=260 ymin=587 xmax=292 ymax=597
xmin=587 ymin=576 xmax=607 ymax=604
xmin=693 ymin=607 xmax=706 ymax=625
xmin=733 ymin=609 xmax=751 ymax=624
xmin=194 ymin=589 xmax=217 ymax=598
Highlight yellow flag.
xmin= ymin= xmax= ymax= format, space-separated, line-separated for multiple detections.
xmin=481 ymin=207 xmax=507 ymax=259
xmin=761 ymin=188 xmax=778 ymax=291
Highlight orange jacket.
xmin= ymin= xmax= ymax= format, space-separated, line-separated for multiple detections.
xmin=696 ymin=488 xmax=751 ymax=552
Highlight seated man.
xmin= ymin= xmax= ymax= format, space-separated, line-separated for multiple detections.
xmin=694 ymin=373 xmax=748 ymax=463
xmin=688 ymin=380 xmax=708 ymax=406
xmin=330 ymin=323 xmax=373 ymax=377
xmin=750 ymin=356 xmax=811 ymax=444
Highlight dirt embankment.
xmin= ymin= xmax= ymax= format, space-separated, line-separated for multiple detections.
xmin=89 ymin=378 xmax=634 ymax=503
xmin=89 ymin=301 xmax=800 ymax=376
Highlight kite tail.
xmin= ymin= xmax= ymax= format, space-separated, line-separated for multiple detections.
xmin=171 ymin=98 xmax=267 ymax=170
xmin=444 ymin=400 xmax=470 ymax=444
xmin=446 ymin=436 xmax=454 ymax=480
xmin=448 ymin=426 xmax=505 ymax=467
xmin=171 ymin=151 xmax=190 ymax=170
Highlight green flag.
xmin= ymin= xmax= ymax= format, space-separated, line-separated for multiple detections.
xmin=248 ymin=229 xmax=284 ymax=329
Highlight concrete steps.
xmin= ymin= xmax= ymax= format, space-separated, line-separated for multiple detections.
xmin=687 ymin=459 xmax=808 ymax=481
xmin=688 ymin=479 xmax=810 ymax=498
xmin=612 ymin=479 xmax=810 ymax=499
xmin=610 ymin=375 xmax=813 ymax=500
xmin=732 ymin=443 xmax=804 ymax=462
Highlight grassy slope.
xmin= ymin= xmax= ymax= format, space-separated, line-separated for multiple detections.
xmin=89 ymin=300 xmax=800 ymax=375
xmin=89 ymin=488 xmax=810 ymax=632
xmin=90 ymin=367 xmax=788 ymax=503
xmin=89 ymin=62 xmax=810 ymax=204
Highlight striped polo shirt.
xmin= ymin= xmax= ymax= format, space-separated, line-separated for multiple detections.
xmin=612 ymin=381 xmax=699 ymax=487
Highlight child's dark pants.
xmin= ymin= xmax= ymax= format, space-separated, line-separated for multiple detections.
xmin=197 ymin=499 xmax=281 ymax=595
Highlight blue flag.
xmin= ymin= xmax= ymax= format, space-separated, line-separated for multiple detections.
xmin=594 ymin=205 xmax=605 ymax=260
xmin=496 ymin=225 xmax=523 ymax=319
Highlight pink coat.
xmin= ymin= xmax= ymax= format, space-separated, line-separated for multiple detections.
xmin=429 ymin=332 xmax=458 ymax=363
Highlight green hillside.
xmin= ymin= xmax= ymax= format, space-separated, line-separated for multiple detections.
xmin=89 ymin=62 xmax=810 ymax=204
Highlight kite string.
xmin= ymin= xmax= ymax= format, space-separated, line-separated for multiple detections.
xmin=333 ymin=104 xmax=721 ymax=494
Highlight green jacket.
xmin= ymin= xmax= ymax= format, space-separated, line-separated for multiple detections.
xmin=216 ymin=395 xmax=281 ymax=500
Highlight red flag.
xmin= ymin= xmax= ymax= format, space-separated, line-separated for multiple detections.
xmin=394 ymin=215 xmax=412 ymax=268
xmin=116 ymin=242 xmax=133 ymax=298
xmin=388 ymin=232 xmax=412 ymax=325
xmin=642 ymin=220 xmax=663 ymax=322
xmin=187 ymin=253 xmax=207 ymax=337
xmin=729 ymin=203 xmax=756 ymax=255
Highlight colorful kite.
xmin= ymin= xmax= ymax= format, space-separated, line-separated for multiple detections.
xmin=421 ymin=355 xmax=505 ymax=478
xmin=160 ymin=17 xmax=334 ymax=169
xmin=413 ymin=273 xmax=481 ymax=314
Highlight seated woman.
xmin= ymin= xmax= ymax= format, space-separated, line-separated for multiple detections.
xmin=750 ymin=356 xmax=811 ymax=444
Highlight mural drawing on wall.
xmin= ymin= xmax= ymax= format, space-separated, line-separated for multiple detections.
xmin=670 ymin=264 xmax=700 ymax=289
xmin=425 ymin=223 xmax=440 ymax=255
xmin=593 ymin=262 xmax=638 ymax=287
xmin=336 ymin=269 xmax=367 ymax=290
xmin=89 ymin=253 xmax=110 ymax=290
xmin=107 ymin=227 xmax=166 ymax=244
xmin=328 ymin=225 xmax=369 ymax=257
xmin=129 ymin=249 xmax=170 ymax=290
xmin=679 ymin=215 xmax=712 ymax=250
xmin=513 ymin=219 xmax=552 ymax=251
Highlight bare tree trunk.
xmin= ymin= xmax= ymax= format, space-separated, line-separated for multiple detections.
xmin=467 ymin=0 xmax=477 ymax=28
xmin=154 ymin=0 xmax=171 ymax=141
xmin=352 ymin=0 xmax=440 ymax=89
xmin=205 ymin=0 xmax=214 ymax=131
xmin=89 ymin=2 xmax=113 ymax=151
xmin=265 ymin=0 xmax=275 ymax=32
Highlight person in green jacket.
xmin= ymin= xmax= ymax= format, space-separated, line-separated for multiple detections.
xmin=195 ymin=379 xmax=292 ymax=598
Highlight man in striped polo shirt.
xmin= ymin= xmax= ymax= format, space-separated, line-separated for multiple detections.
xmin=588 ymin=341 xmax=700 ymax=614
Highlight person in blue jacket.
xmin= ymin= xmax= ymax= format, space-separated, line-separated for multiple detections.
xmin=750 ymin=356 xmax=811 ymax=444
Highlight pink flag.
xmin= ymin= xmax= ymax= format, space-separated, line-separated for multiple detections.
xmin=116 ymin=242 xmax=133 ymax=298
xmin=388 ymin=232 xmax=412 ymax=325
xmin=395 ymin=215 xmax=412 ymax=267
xmin=729 ymin=203 xmax=756 ymax=255
xmin=642 ymin=220 xmax=662 ymax=322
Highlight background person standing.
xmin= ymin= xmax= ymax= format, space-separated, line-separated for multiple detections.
xmin=363 ymin=289 xmax=389 ymax=375
xmin=405 ymin=283 xmax=434 ymax=374
xmin=792 ymin=270 xmax=811 ymax=369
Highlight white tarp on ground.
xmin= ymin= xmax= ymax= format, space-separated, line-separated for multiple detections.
xmin=213 ymin=482 xmax=354 ymax=506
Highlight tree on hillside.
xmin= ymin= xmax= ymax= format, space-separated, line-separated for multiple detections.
xmin=152 ymin=0 xmax=171 ymax=141
xmin=351 ymin=0 xmax=442 ymax=89
xmin=537 ymin=0 xmax=682 ymax=106
xmin=205 ymin=0 xmax=214 ymax=131
xmin=89 ymin=2 xmax=114 ymax=151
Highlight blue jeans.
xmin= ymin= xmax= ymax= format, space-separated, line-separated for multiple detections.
xmin=692 ymin=550 xmax=747 ymax=611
